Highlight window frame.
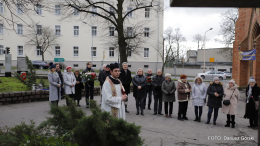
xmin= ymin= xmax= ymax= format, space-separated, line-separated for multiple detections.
xmin=144 ymin=48 xmax=149 ymax=58
xmin=36 ymin=25 xmax=42 ymax=35
xmin=109 ymin=47 xmax=115 ymax=57
xmin=17 ymin=3 xmax=23 ymax=14
xmin=73 ymin=26 xmax=79 ymax=36
xmin=0 ymin=23 xmax=3 ymax=35
xmin=36 ymin=4 xmax=42 ymax=15
xmin=92 ymin=6 xmax=97 ymax=17
xmin=0 ymin=45 xmax=4 ymax=55
xmin=55 ymin=25 xmax=61 ymax=36
xmin=109 ymin=26 xmax=115 ymax=36
xmin=127 ymin=27 xmax=133 ymax=37
xmin=36 ymin=46 xmax=42 ymax=56
xmin=55 ymin=46 xmax=60 ymax=57
xmin=144 ymin=27 xmax=150 ymax=37
xmin=17 ymin=24 xmax=23 ymax=35
xmin=92 ymin=26 xmax=97 ymax=36
xmin=17 ymin=45 xmax=23 ymax=56
xmin=127 ymin=7 xmax=133 ymax=18
xmin=73 ymin=8 xmax=79 ymax=16
xmin=91 ymin=47 xmax=97 ymax=57
xmin=73 ymin=46 xmax=79 ymax=57
xmin=55 ymin=5 xmax=61 ymax=15
xmin=145 ymin=7 xmax=150 ymax=18
xmin=0 ymin=2 xmax=4 ymax=14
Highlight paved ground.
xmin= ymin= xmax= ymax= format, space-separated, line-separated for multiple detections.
xmin=0 ymin=82 xmax=257 ymax=146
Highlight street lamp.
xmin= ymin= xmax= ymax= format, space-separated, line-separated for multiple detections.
xmin=82 ymin=21 xmax=93 ymax=63
xmin=203 ymin=28 xmax=213 ymax=73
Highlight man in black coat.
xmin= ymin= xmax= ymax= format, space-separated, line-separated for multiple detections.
xmin=82 ymin=62 xmax=95 ymax=108
xmin=55 ymin=63 xmax=64 ymax=98
xmin=100 ymin=65 xmax=111 ymax=87
xmin=98 ymin=64 xmax=107 ymax=87
xmin=151 ymin=69 xmax=165 ymax=115
xmin=144 ymin=69 xmax=153 ymax=110
xmin=119 ymin=62 xmax=132 ymax=113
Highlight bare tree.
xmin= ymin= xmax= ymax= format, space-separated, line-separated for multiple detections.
xmin=173 ymin=28 xmax=186 ymax=62
xmin=23 ymin=24 xmax=60 ymax=61
xmin=57 ymin=0 xmax=162 ymax=66
xmin=215 ymin=8 xmax=238 ymax=60
xmin=193 ymin=34 xmax=203 ymax=49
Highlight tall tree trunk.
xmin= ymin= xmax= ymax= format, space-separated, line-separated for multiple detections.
xmin=42 ymin=52 xmax=44 ymax=61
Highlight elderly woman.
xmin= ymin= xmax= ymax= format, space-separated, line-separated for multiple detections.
xmin=222 ymin=80 xmax=240 ymax=128
xmin=74 ymin=69 xmax=83 ymax=107
xmin=161 ymin=73 xmax=176 ymax=118
xmin=244 ymin=77 xmax=260 ymax=130
xmin=48 ymin=62 xmax=61 ymax=106
xmin=132 ymin=68 xmax=147 ymax=115
xmin=177 ymin=74 xmax=192 ymax=121
xmin=192 ymin=76 xmax=207 ymax=122
xmin=63 ymin=66 xmax=76 ymax=106
xmin=205 ymin=77 xmax=224 ymax=125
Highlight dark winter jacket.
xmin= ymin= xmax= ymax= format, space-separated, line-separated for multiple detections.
xmin=151 ymin=75 xmax=165 ymax=96
xmin=56 ymin=69 xmax=64 ymax=86
xmin=99 ymin=70 xmax=111 ymax=87
xmin=207 ymin=82 xmax=224 ymax=108
xmin=244 ymin=83 xmax=260 ymax=119
xmin=119 ymin=69 xmax=132 ymax=94
xmin=132 ymin=75 xmax=147 ymax=99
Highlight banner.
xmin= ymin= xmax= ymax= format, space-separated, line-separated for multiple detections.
xmin=239 ymin=49 xmax=256 ymax=60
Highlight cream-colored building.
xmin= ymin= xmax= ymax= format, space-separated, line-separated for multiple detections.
xmin=0 ymin=1 xmax=164 ymax=72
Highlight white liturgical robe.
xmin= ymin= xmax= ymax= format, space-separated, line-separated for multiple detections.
xmin=101 ymin=81 xmax=126 ymax=120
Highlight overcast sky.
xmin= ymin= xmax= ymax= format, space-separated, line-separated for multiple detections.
xmin=164 ymin=0 xmax=234 ymax=51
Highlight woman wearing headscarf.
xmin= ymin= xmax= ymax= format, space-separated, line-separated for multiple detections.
xmin=132 ymin=68 xmax=147 ymax=115
xmin=205 ymin=77 xmax=224 ymax=125
xmin=192 ymin=76 xmax=207 ymax=122
xmin=63 ymin=66 xmax=76 ymax=106
xmin=74 ymin=69 xmax=84 ymax=106
xmin=244 ymin=77 xmax=260 ymax=130
xmin=48 ymin=62 xmax=61 ymax=106
xmin=222 ymin=80 xmax=240 ymax=128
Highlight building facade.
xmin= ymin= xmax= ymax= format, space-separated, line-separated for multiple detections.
xmin=233 ymin=8 xmax=260 ymax=87
xmin=0 ymin=0 xmax=164 ymax=72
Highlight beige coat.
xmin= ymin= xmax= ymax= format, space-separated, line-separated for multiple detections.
xmin=221 ymin=84 xmax=240 ymax=115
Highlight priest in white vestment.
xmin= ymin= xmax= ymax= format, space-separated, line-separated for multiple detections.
xmin=101 ymin=63 xmax=128 ymax=120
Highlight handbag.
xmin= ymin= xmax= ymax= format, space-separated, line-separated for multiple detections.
xmin=252 ymin=98 xmax=259 ymax=110
xmin=223 ymin=90 xmax=235 ymax=106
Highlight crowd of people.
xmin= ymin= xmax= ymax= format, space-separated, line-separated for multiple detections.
xmin=48 ymin=61 xmax=259 ymax=130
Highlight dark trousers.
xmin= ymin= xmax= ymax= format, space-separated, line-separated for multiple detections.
xmin=207 ymin=107 xmax=219 ymax=122
xmin=154 ymin=95 xmax=162 ymax=113
xmin=227 ymin=114 xmax=235 ymax=122
xmin=249 ymin=111 xmax=258 ymax=127
xmin=66 ymin=94 xmax=74 ymax=106
xmin=85 ymin=84 xmax=94 ymax=105
xmin=164 ymin=102 xmax=173 ymax=115
xmin=178 ymin=101 xmax=188 ymax=118
xmin=135 ymin=97 xmax=144 ymax=113
xmin=51 ymin=100 xmax=59 ymax=106
xmin=144 ymin=89 xmax=152 ymax=107
xmin=194 ymin=106 xmax=203 ymax=118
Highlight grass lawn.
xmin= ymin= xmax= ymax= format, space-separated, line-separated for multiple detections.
xmin=0 ymin=77 xmax=30 ymax=93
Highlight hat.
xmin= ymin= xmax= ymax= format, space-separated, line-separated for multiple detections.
xmin=110 ymin=63 xmax=119 ymax=71
xmin=180 ymin=74 xmax=187 ymax=79
xmin=49 ymin=62 xmax=56 ymax=69
xmin=66 ymin=66 xmax=72 ymax=71
xmin=106 ymin=64 xmax=110 ymax=68
xmin=213 ymin=77 xmax=219 ymax=82
xmin=249 ymin=77 xmax=256 ymax=84
xmin=229 ymin=80 xmax=235 ymax=85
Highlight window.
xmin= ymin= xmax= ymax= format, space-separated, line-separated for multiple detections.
xmin=145 ymin=8 xmax=150 ymax=18
xmin=55 ymin=46 xmax=60 ymax=56
xmin=127 ymin=48 xmax=132 ymax=57
xmin=144 ymin=27 xmax=149 ymax=37
xmin=55 ymin=25 xmax=61 ymax=35
xmin=92 ymin=6 xmax=97 ymax=17
xmin=17 ymin=46 xmax=23 ymax=56
xmin=92 ymin=26 xmax=97 ymax=36
xmin=144 ymin=48 xmax=149 ymax=58
xmin=17 ymin=3 xmax=23 ymax=14
xmin=0 ymin=45 xmax=4 ymax=55
xmin=73 ymin=47 xmax=79 ymax=56
xmin=0 ymin=63 xmax=3 ymax=66
xmin=73 ymin=64 xmax=78 ymax=67
xmin=74 ymin=8 xmax=79 ymax=16
xmin=128 ymin=65 xmax=131 ymax=68
xmin=36 ymin=4 xmax=42 ymax=15
xmin=109 ymin=47 xmax=114 ymax=57
xmin=74 ymin=26 xmax=79 ymax=36
xmin=36 ymin=46 xmax=42 ymax=56
xmin=0 ymin=24 xmax=3 ymax=35
xmin=92 ymin=64 xmax=96 ymax=68
xmin=109 ymin=27 xmax=115 ymax=36
xmin=144 ymin=65 xmax=149 ymax=68
xmin=127 ymin=27 xmax=133 ymax=37
xmin=17 ymin=24 xmax=23 ymax=35
xmin=127 ymin=7 xmax=133 ymax=18
xmin=91 ymin=47 xmax=97 ymax=57
xmin=36 ymin=25 xmax=42 ymax=35
xmin=0 ymin=2 xmax=3 ymax=13
xmin=55 ymin=5 xmax=61 ymax=15
xmin=109 ymin=7 xmax=115 ymax=16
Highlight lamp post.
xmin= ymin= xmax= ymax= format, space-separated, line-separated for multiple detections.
xmin=83 ymin=21 xmax=93 ymax=63
xmin=203 ymin=28 xmax=213 ymax=73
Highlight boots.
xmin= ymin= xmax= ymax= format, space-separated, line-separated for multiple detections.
xmin=197 ymin=117 xmax=201 ymax=122
xmin=148 ymin=105 xmax=151 ymax=110
xmin=194 ymin=117 xmax=198 ymax=121
xmin=125 ymin=105 xmax=129 ymax=113
xmin=225 ymin=121 xmax=230 ymax=127
xmin=231 ymin=121 xmax=235 ymax=128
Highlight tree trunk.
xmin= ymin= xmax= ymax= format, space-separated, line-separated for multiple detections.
xmin=42 ymin=52 xmax=44 ymax=61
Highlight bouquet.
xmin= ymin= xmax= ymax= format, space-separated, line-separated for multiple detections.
xmin=146 ymin=76 xmax=152 ymax=85
xmin=81 ymin=72 xmax=97 ymax=83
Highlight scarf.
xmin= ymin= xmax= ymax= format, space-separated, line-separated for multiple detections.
xmin=247 ymin=86 xmax=252 ymax=103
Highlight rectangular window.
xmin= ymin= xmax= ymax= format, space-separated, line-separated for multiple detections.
xmin=91 ymin=47 xmax=97 ymax=57
xmin=17 ymin=3 xmax=23 ymax=14
xmin=109 ymin=27 xmax=115 ymax=36
xmin=109 ymin=7 xmax=115 ymax=16
xmin=127 ymin=48 xmax=132 ymax=57
xmin=73 ymin=64 xmax=78 ymax=67
xmin=36 ymin=4 xmax=42 ymax=15
xmin=36 ymin=46 xmax=42 ymax=56
xmin=144 ymin=65 xmax=149 ymax=68
xmin=0 ymin=24 xmax=3 ymax=35
xmin=109 ymin=47 xmax=115 ymax=57
xmin=127 ymin=27 xmax=133 ymax=37
xmin=55 ymin=46 xmax=60 ymax=56
xmin=127 ymin=7 xmax=133 ymax=18
xmin=92 ymin=6 xmax=97 ymax=17
xmin=73 ymin=47 xmax=79 ymax=56
xmin=144 ymin=27 xmax=149 ymax=37
xmin=145 ymin=8 xmax=150 ymax=18
xmin=55 ymin=5 xmax=61 ymax=15
xmin=92 ymin=26 xmax=97 ymax=36
xmin=128 ymin=65 xmax=131 ymax=68
xmin=74 ymin=26 xmax=79 ymax=36
xmin=36 ymin=25 xmax=42 ymax=35
xmin=92 ymin=64 xmax=96 ymax=68
xmin=18 ymin=46 xmax=23 ymax=56
xmin=74 ymin=8 xmax=79 ymax=16
xmin=0 ymin=45 xmax=4 ymax=55
xmin=0 ymin=2 xmax=3 ymax=13
xmin=144 ymin=48 xmax=149 ymax=58
xmin=55 ymin=25 xmax=61 ymax=35
xmin=17 ymin=24 xmax=23 ymax=35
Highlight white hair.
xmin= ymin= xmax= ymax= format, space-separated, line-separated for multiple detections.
xmin=122 ymin=62 xmax=128 ymax=65
xmin=165 ymin=73 xmax=171 ymax=78
xmin=103 ymin=64 xmax=107 ymax=67
xmin=157 ymin=69 xmax=162 ymax=72
xmin=136 ymin=68 xmax=144 ymax=75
